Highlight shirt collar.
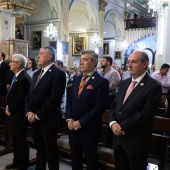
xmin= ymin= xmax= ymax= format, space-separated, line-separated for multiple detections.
xmin=42 ymin=63 xmax=54 ymax=73
xmin=84 ymin=70 xmax=96 ymax=77
xmin=0 ymin=60 xmax=3 ymax=65
xmin=15 ymin=69 xmax=24 ymax=77
xmin=132 ymin=72 xmax=146 ymax=83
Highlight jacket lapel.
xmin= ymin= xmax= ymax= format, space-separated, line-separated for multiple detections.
xmin=33 ymin=65 xmax=54 ymax=90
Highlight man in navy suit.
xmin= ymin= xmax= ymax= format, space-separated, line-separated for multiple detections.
xmin=66 ymin=50 xmax=109 ymax=170
xmin=5 ymin=54 xmax=31 ymax=170
xmin=109 ymin=51 xmax=162 ymax=170
xmin=25 ymin=46 xmax=66 ymax=170
xmin=0 ymin=52 xmax=10 ymax=96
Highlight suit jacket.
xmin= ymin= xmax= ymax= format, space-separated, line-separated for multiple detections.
xmin=6 ymin=70 xmax=31 ymax=124
xmin=109 ymin=73 xmax=162 ymax=153
xmin=25 ymin=64 xmax=66 ymax=128
xmin=0 ymin=61 xmax=10 ymax=96
xmin=66 ymin=71 xmax=109 ymax=137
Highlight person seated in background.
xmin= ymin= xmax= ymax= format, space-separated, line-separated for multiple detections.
xmin=27 ymin=57 xmax=38 ymax=78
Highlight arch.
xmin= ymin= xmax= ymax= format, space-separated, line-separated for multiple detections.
xmin=69 ymin=0 xmax=99 ymax=32
xmin=104 ymin=9 xmax=125 ymax=38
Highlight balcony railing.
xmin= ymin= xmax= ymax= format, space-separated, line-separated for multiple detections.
xmin=125 ymin=17 xmax=156 ymax=30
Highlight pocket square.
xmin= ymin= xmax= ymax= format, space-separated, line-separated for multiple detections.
xmin=87 ymin=85 xmax=94 ymax=89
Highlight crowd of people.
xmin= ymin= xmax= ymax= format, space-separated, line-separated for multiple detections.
xmin=0 ymin=48 xmax=169 ymax=170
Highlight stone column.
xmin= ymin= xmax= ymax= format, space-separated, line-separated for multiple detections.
xmin=0 ymin=12 xmax=15 ymax=43
xmin=98 ymin=0 xmax=108 ymax=47
xmin=155 ymin=11 xmax=170 ymax=70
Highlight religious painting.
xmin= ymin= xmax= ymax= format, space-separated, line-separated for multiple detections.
xmin=32 ymin=31 xmax=42 ymax=50
xmin=61 ymin=41 xmax=69 ymax=54
xmin=115 ymin=51 xmax=121 ymax=59
xmin=49 ymin=41 xmax=57 ymax=50
xmin=72 ymin=37 xmax=86 ymax=56
xmin=103 ymin=43 xmax=109 ymax=55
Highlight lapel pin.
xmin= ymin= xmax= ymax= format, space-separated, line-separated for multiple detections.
xmin=91 ymin=76 xmax=95 ymax=79
xmin=140 ymin=83 xmax=144 ymax=86
xmin=49 ymin=69 xmax=52 ymax=72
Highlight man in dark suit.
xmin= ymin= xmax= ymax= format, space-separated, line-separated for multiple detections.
xmin=109 ymin=51 xmax=162 ymax=170
xmin=0 ymin=52 xmax=10 ymax=96
xmin=25 ymin=46 xmax=66 ymax=170
xmin=66 ymin=50 xmax=109 ymax=170
xmin=5 ymin=54 xmax=31 ymax=170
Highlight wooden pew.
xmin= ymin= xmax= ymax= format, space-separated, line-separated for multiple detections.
xmin=151 ymin=116 xmax=170 ymax=169
xmin=0 ymin=96 xmax=12 ymax=156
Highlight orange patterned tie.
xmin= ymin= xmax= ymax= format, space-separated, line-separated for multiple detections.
xmin=78 ymin=75 xmax=88 ymax=97
xmin=123 ymin=81 xmax=137 ymax=103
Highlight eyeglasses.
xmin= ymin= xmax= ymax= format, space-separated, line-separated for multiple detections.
xmin=10 ymin=61 xmax=19 ymax=64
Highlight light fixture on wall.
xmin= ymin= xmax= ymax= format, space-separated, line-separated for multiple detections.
xmin=92 ymin=33 xmax=100 ymax=44
xmin=0 ymin=0 xmax=36 ymax=15
xmin=44 ymin=22 xmax=57 ymax=41
xmin=148 ymin=0 xmax=170 ymax=16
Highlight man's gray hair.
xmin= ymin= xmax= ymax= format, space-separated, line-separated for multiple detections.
xmin=12 ymin=54 xmax=27 ymax=68
xmin=40 ymin=46 xmax=56 ymax=62
xmin=80 ymin=50 xmax=98 ymax=67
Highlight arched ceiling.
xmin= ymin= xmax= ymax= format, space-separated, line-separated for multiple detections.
xmin=69 ymin=0 xmax=99 ymax=33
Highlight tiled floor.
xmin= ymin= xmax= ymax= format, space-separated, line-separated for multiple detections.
xmin=0 ymin=147 xmax=72 ymax=170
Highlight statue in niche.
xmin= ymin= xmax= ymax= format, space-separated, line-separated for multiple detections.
xmin=15 ymin=24 xmax=24 ymax=40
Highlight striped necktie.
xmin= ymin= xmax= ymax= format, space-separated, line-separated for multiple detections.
xmin=34 ymin=69 xmax=44 ymax=89
xmin=78 ymin=75 xmax=89 ymax=97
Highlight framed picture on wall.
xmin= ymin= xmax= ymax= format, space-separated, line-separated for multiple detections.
xmin=115 ymin=51 xmax=121 ymax=59
xmin=62 ymin=41 xmax=69 ymax=54
xmin=72 ymin=37 xmax=86 ymax=56
xmin=49 ymin=41 xmax=57 ymax=50
xmin=103 ymin=43 xmax=109 ymax=55
xmin=32 ymin=31 xmax=42 ymax=50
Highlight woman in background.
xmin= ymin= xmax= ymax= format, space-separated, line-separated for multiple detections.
xmin=27 ymin=57 xmax=37 ymax=78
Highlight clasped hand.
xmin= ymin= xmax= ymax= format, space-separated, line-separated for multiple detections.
xmin=28 ymin=112 xmax=37 ymax=123
xmin=5 ymin=106 xmax=11 ymax=117
xmin=111 ymin=123 xmax=125 ymax=136
xmin=67 ymin=120 xmax=81 ymax=131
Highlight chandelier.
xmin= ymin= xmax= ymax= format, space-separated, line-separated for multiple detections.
xmin=44 ymin=22 xmax=58 ymax=41
xmin=0 ymin=0 xmax=36 ymax=15
xmin=148 ymin=0 xmax=170 ymax=16
xmin=91 ymin=33 xmax=100 ymax=44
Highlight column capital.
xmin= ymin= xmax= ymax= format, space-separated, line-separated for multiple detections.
xmin=98 ymin=0 xmax=108 ymax=12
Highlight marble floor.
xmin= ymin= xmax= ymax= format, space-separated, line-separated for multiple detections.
xmin=0 ymin=147 xmax=73 ymax=170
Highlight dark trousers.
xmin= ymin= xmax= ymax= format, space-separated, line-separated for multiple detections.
xmin=12 ymin=122 xmax=29 ymax=170
xmin=114 ymin=145 xmax=148 ymax=170
xmin=69 ymin=132 xmax=99 ymax=170
xmin=31 ymin=123 xmax=59 ymax=170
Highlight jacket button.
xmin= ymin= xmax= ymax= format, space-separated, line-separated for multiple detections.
xmin=119 ymin=112 xmax=121 ymax=114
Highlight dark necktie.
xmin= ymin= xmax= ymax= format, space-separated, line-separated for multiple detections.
xmin=78 ymin=75 xmax=88 ymax=97
xmin=123 ymin=81 xmax=137 ymax=103
xmin=34 ymin=69 xmax=44 ymax=89
xmin=6 ymin=75 xmax=17 ymax=103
